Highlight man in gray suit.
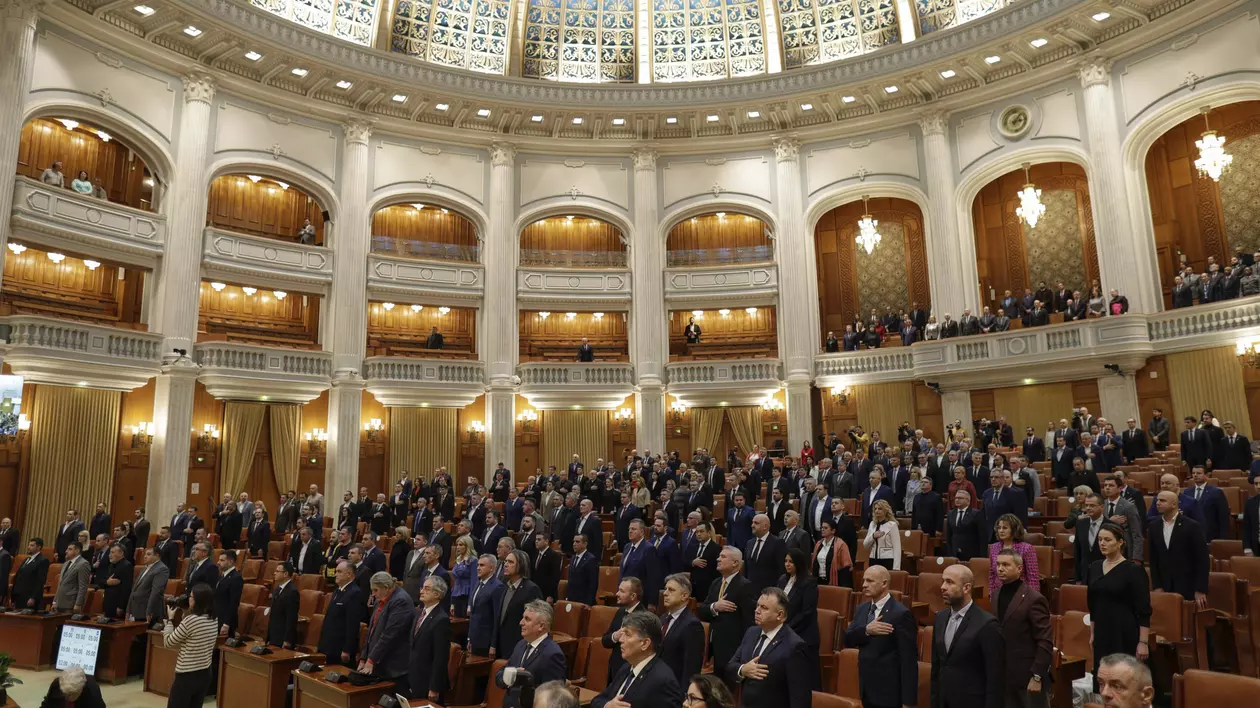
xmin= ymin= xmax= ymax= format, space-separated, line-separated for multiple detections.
xmin=402 ymin=535 xmax=428 ymax=601
xmin=1101 ymin=476 xmax=1144 ymax=561
xmin=53 ymin=543 xmax=91 ymax=613
xmin=127 ymin=547 xmax=170 ymax=624
xmin=779 ymin=511 xmax=812 ymax=557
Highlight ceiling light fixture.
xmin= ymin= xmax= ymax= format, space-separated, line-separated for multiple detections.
xmin=538 ymin=311 xmax=550 ymax=319
xmin=183 ymin=26 xmax=202 ymax=37
xmin=1092 ymin=11 xmax=1111 ymax=21
xmin=276 ymin=181 xmax=289 ymax=190
xmin=572 ymin=117 xmax=583 ymax=125
xmin=133 ymin=5 xmax=155 ymax=16
xmin=612 ymin=118 xmax=626 ymax=126
xmin=335 ymin=80 xmax=353 ymax=89
xmin=96 ymin=131 xmax=111 ymax=142
xmin=1015 ymin=162 xmax=1046 ymax=228
xmin=210 ymin=282 xmax=226 ymax=292
xmin=391 ymin=94 xmax=407 ymax=103
xmin=691 ymin=310 xmax=704 ymax=319
xmin=715 ymin=212 xmax=726 ymax=219
xmin=747 ymin=111 xmax=760 ymax=119
xmin=706 ymin=115 xmax=719 ymax=122
xmin=242 ymin=286 xmax=257 ymax=296
xmin=984 ymin=55 xmax=1001 ymax=64
xmin=438 ymin=306 xmax=450 ymax=315
xmin=435 ymin=103 xmax=449 ymax=111
xmin=247 ymin=175 xmax=262 ymax=183
xmin=565 ymin=312 xmax=577 ymax=319
xmin=245 ymin=50 xmax=263 ymax=61
xmin=58 ymin=119 xmax=79 ymax=131
xmin=47 ymin=252 xmax=65 ymax=263
xmin=382 ymin=302 xmax=395 ymax=310
xmin=884 ymin=85 xmax=899 ymax=94
xmin=273 ymin=291 xmax=286 ymax=300
xmin=593 ymin=312 xmax=604 ymax=319
xmin=666 ymin=116 xmax=677 ymax=124
xmin=531 ymin=115 xmax=543 ymax=122
xmin=476 ymin=108 xmax=490 ymax=117
xmin=440 ymin=208 xmax=448 ymax=214
xmin=940 ymin=69 xmax=956 ymax=79
xmin=856 ymin=194 xmax=882 ymax=255
xmin=745 ymin=307 xmax=758 ymax=315
xmin=411 ymin=203 xmax=424 ymax=210
xmin=7 ymin=243 xmax=26 ymax=255
xmin=290 ymin=67 xmax=308 ymax=77
xmin=800 ymin=103 xmax=814 ymax=111
xmin=841 ymin=96 xmax=856 ymax=103
xmin=719 ymin=309 xmax=730 ymax=316
xmin=1194 ymin=107 xmax=1234 ymax=182
xmin=83 ymin=259 xmax=100 ymax=270
xmin=1030 ymin=38 xmax=1049 ymax=48
xmin=411 ymin=304 xmax=422 ymax=312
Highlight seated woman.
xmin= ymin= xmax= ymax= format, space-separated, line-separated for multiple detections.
xmin=71 ymin=170 xmax=94 ymax=195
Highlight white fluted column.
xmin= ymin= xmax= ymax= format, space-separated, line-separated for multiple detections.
xmin=325 ymin=118 xmax=373 ymax=497
xmin=1097 ymin=373 xmax=1141 ymax=427
xmin=630 ymin=148 xmax=666 ymax=453
xmin=772 ymin=138 xmax=815 ymax=447
xmin=941 ymin=391 xmax=973 ymax=433
xmin=484 ymin=143 xmax=517 ymax=481
xmin=0 ymin=0 xmax=41 ymax=271
xmin=921 ymin=111 xmax=980 ymax=319
xmin=1079 ymin=59 xmax=1161 ymax=313
xmin=145 ymin=74 xmax=216 ymax=515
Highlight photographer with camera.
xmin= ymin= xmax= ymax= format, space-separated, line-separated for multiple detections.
xmin=162 ymin=582 xmax=218 ymax=708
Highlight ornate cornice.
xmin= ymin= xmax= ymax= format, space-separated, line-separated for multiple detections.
xmin=181 ymin=73 xmax=217 ymax=104
xmin=343 ymin=116 xmax=374 ymax=146
xmin=632 ymin=148 xmax=658 ymax=171
xmin=1078 ymin=56 xmax=1113 ymax=89
xmin=0 ymin=0 xmax=44 ymax=27
xmin=774 ymin=138 xmax=800 ymax=163
xmin=490 ymin=142 xmax=516 ymax=167
xmin=918 ymin=110 xmax=949 ymax=137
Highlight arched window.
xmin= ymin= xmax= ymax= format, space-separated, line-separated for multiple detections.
xmin=651 ymin=0 xmax=767 ymax=82
xmin=522 ymin=0 xmax=637 ymax=82
xmin=250 ymin=0 xmax=381 ymax=46
xmin=778 ymin=0 xmax=901 ymax=69
xmin=390 ymin=0 xmax=513 ymax=74
xmin=915 ymin=0 xmax=1011 ymax=36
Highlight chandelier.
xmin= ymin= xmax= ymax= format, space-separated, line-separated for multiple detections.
xmin=1194 ymin=107 xmax=1233 ymax=182
xmin=1015 ymin=162 xmax=1045 ymax=229
xmin=855 ymin=194 xmax=881 ymax=255
xmin=1236 ymin=339 xmax=1260 ymax=368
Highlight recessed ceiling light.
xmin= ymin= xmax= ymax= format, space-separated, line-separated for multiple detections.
xmin=1029 ymin=38 xmax=1049 ymax=48
xmin=884 ymin=85 xmax=899 ymax=93
xmin=706 ymin=114 xmax=719 ymax=122
xmin=476 ymin=108 xmax=490 ymax=117
xmin=290 ymin=67 xmax=308 ymax=77
xmin=411 ymin=203 xmax=424 ymax=210
xmin=133 ymin=5 xmax=155 ymax=16
xmin=96 ymin=131 xmax=111 ymax=142
xmin=245 ymin=50 xmax=263 ymax=61
xmin=58 ymin=118 xmax=79 ymax=131
xmin=841 ymin=96 xmax=856 ymax=103
xmin=666 ymin=116 xmax=677 ymax=124
xmin=984 ymin=55 xmax=1001 ymax=64
xmin=210 ymin=282 xmax=226 ymax=291
xmin=183 ymin=26 xmax=202 ymax=37
xmin=940 ymin=69 xmax=956 ymax=78
xmin=572 ymin=117 xmax=583 ymax=125
xmin=612 ymin=117 xmax=625 ymax=126
xmin=83 ymin=260 xmax=100 ymax=270
xmin=1092 ymin=11 xmax=1111 ymax=21
xmin=335 ymin=80 xmax=353 ymax=89
xmin=440 ymin=208 xmax=449 ymax=214
xmin=247 ymin=175 xmax=262 ymax=183
xmin=391 ymin=94 xmax=407 ymax=103
xmin=435 ymin=103 xmax=449 ymax=111
xmin=531 ymin=114 xmax=543 ymax=122
xmin=800 ymin=103 xmax=813 ymax=110
xmin=276 ymin=181 xmax=289 ymax=190
xmin=241 ymin=286 xmax=257 ymax=296
xmin=746 ymin=110 xmax=760 ymax=119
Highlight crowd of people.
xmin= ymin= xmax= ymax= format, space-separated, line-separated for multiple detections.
xmin=39 ymin=160 xmax=108 ymax=200
xmin=1171 ymin=254 xmax=1260 ymax=305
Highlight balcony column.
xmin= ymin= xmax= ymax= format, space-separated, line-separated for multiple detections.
xmin=1079 ymin=58 xmax=1161 ymax=313
xmin=772 ymin=138 xmax=815 ymax=448
xmin=940 ymin=390 xmax=973 ymax=435
xmin=484 ymin=143 xmax=518 ymax=481
xmin=1097 ymin=373 xmax=1141 ymax=428
xmin=920 ymin=111 xmax=980 ymax=319
xmin=325 ymin=117 xmax=373 ymax=497
xmin=144 ymin=73 xmax=216 ymax=516
xmin=631 ymin=148 xmax=666 ymax=454
xmin=0 ymin=0 xmax=42 ymax=269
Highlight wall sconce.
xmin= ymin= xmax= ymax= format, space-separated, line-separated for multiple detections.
xmin=467 ymin=420 xmax=485 ymax=443
xmin=516 ymin=409 xmax=538 ymax=432
xmin=669 ymin=398 xmax=687 ymax=423
xmin=131 ymin=420 xmax=155 ymax=448
xmin=195 ymin=423 xmax=218 ymax=451
xmin=304 ymin=427 xmax=328 ymax=453
xmin=364 ymin=418 xmax=384 ymax=442
xmin=830 ymin=386 xmax=852 ymax=405
xmin=614 ymin=407 xmax=633 ymax=429
xmin=761 ymin=397 xmax=784 ymax=421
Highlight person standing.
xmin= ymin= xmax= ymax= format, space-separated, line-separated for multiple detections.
xmin=497 ymin=550 xmax=544 ymax=657
xmin=162 ymin=584 xmax=219 ymax=708
xmin=100 ymin=544 xmax=133 ymax=619
xmin=658 ymin=573 xmax=704 ymax=685
xmin=591 ymin=611 xmax=683 ymax=708
xmin=1086 ymin=524 xmax=1151 ymax=686
xmin=930 ymin=565 xmax=1004 ymax=708
xmin=408 ymin=577 xmax=452 ymax=702
xmin=320 ymin=562 xmax=366 ymax=666
xmin=844 ymin=565 xmax=918 ymax=708
xmin=944 ymin=490 xmax=985 ymax=561
xmin=697 ymin=547 xmax=755 ymax=687
xmin=1180 ymin=417 xmax=1213 ymax=470
xmin=1147 ymin=409 xmax=1170 ymax=452
xmin=267 ymin=562 xmax=300 ymax=648
xmin=128 ymin=547 xmax=170 ymax=624
xmin=577 ymin=337 xmax=595 ymax=362
xmin=214 ymin=551 xmax=243 ymax=639
xmin=1074 ymin=494 xmax=1106 ymax=584
xmin=1148 ymin=491 xmax=1210 ymax=607
xmin=743 ymin=513 xmax=786 ymax=595
xmin=52 ymin=542 xmax=90 ymax=614
xmin=778 ymin=549 xmax=820 ymax=690
xmin=994 ymin=549 xmax=1053 ymax=708
xmin=494 ymin=601 xmax=568 ymax=708
xmin=360 ymin=572 xmax=415 ymax=696
xmin=601 ymin=578 xmax=653 ymax=683
xmin=727 ymin=588 xmax=810 ymax=708
xmin=467 ymin=554 xmax=506 ymax=659
xmin=1183 ymin=466 xmax=1231 ymax=542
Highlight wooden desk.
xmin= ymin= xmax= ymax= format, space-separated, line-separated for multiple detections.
xmin=0 ymin=611 xmax=69 ymax=669
xmin=578 ymin=687 xmax=599 ymax=706
xmin=294 ymin=666 xmax=396 ymax=708
xmin=144 ymin=629 xmax=178 ymax=696
xmin=218 ymin=643 xmax=323 ymax=708
xmin=65 ymin=619 xmax=149 ymax=684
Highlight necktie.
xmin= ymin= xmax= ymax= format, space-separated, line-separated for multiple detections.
xmin=662 ymin=613 xmax=674 ymax=636
xmin=618 ymin=671 xmax=637 ymax=696
xmin=522 ymin=642 xmax=535 ymax=666
xmin=1107 ymin=502 xmax=1115 ymax=518
xmin=1196 ymin=486 xmax=1203 ymax=501
xmin=945 ymin=612 xmax=963 ymax=651
xmin=753 ymin=538 xmax=763 ymax=562
xmin=718 ymin=576 xmax=730 ymax=600
xmin=752 ymin=633 xmax=769 ymax=658
xmin=536 ymin=551 xmax=544 ymax=568
xmin=413 ymin=607 xmax=427 ymax=635
xmin=956 ymin=510 xmax=963 ymax=527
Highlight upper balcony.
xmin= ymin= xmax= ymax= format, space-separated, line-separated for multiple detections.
xmin=10 ymin=176 xmax=165 ymax=267
xmin=371 ymin=203 xmax=480 ymax=266
xmin=517 ymin=362 xmax=636 ymax=410
xmin=0 ymin=315 xmax=163 ymax=390
xmin=202 ymin=227 xmax=334 ymax=294
xmin=364 ymin=356 xmax=485 ymax=407
xmin=667 ymin=358 xmax=783 ymax=407
xmin=195 ymin=341 xmax=332 ymax=403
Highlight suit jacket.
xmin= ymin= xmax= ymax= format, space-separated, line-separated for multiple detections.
xmin=860 ymin=485 xmax=894 ymax=528
xmin=592 ymin=654 xmax=684 ymax=708
xmin=408 ymin=604 xmax=451 ymax=698
xmin=53 ymin=556 xmax=91 ymax=611
xmin=1021 ymin=436 xmax=1047 ymax=463
xmin=267 ymin=581 xmax=301 ymax=647
xmin=726 ymin=506 xmax=755 ymax=550
xmin=214 ymin=569 xmax=244 ymax=636
xmin=1148 ymin=513 xmax=1210 ymax=599
xmin=912 ymin=491 xmax=945 ymax=538
xmin=997 ymin=583 xmax=1053 ymax=694
xmin=982 ymin=487 xmax=1026 ymax=540
xmin=369 ymin=503 xmax=392 ymax=535
xmin=743 ymin=534 xmax=786 ymax=595
xmin=1073 ymin=516 xmax=1105 ymax=583
xmin=495 ymin=636 xmax=568 ymax=708
xmin=780 ymin=525 xmax=813 ymax=558
xmin=1219 ymin=434 xmax=1253 ymax=471
xmin=1101 ymin=496 xmax=1144 ymax=561
xmin=602 ymin=603 xmax=655 ymax=680
xmin=1148 ymin=417 xmax=1170 ymax=451
xmin=531 ymin=548 xmax=562 ymax=601
xmin=1246 ymin=496 xmax=1260 ymax=556
xmin=12 ymin=553 xmax=50 ymax=610
xmin=844 ymin=596 xmax=919 ymax=708
xmin=931 ymin=604 xmax=1004 ymax=708
xmin=401 ymin=550 xmax=428 ymax=599
xmin=1172 ymin=283 xmax=1195 ymax=308
xmin=184 ymin=557 xmax=219 ymax=592
xmin=152 ymin=538 xmax=179 ymax=574
xmin=618 ymin=541 xmax=659 ymax=597
xmin=1181 ymin=428 xmax=1214 ymax=468
xmin=1120 ymin=428 xmax=1150 ymax=463
xmin=101 ymin=559 xmax=133 ymax=619
xmin=364 ymin=587 xmax=414 ymax=678
xmin=0 ymin=549 xmax=10 ymax=603
xmin=686 ymin=540 xmax=721 ymax=601
xmin=726 ymin=624 xmax=811 ymax=708
xmin=577 ymin=344 xmax=595 ymax=362
xmin=658 ymin=609 xmax=705 ymax=685
xmin=1184 ymin=485 xmax=1230 ymax=541
xmin=944 ymin=507 xmax=986 ymax=561
xmin=88 ymin=513 xmax=112 ymax=540
xmin=247 ymin=520 xmax=271 ymax=557
xmin=574 ymin=513 xmax=603 ymax=562
xmin=697 ymin=573 xmax=755 ymax=672
xmin=467 ymin=577 xmax=505 ymax=652
xmin=319 ymin=582 xmax=366 ymax=664
xmin=55 ymin=519 xmax=85 ymax=561
xmin=0 ymin=527 xmax=19 ymax=556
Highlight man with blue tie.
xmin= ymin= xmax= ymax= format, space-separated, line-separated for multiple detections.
xmin=494 ymin=600 xmax=568 ymax=708
xmin=727 ymin=587 xmax=811 ymax=708
xmin=861 ymin=472 xmax=894 ymax=528
xmin=467 ymin=555 xmax=505 ymax=659
xmin=411 ymin=498 xmax=433 ymax=538
xmin=592 ymin=611 xmax=684 ymax=708
xmin=844 ymin=565 xmax=918 ymax=708
xmin=566 ymin=534 xmax=599 ymax=606
xmin=649 ymin=514 xmax=681 ymax=582
xmin=1184 ymin=466 xmax=1231 ymax=542
xmin=619 ymin=520 xmax=659 ymax=598
xmin=726 ymin=493 xmax=755 ymax=551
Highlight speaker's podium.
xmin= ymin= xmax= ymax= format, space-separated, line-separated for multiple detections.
xmin=218 ymin=642 xmax=324 ymax=708
xmin=0 ymin=611 xmax=69 ymax=669
xmin=294 ymin=666 xmax=396 ymax=708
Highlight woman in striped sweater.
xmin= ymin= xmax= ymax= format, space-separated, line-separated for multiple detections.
xmin=162 ymin=583 xmax=219 ymax=708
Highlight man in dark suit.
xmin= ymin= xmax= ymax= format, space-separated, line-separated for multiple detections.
xmin=409 ymin=576 xmax=452 ymax=702
xmin=686 ymin=524 xmax=721 ymax=601
xmin=54 ymin=509 xmax=85 ymax=562
xmin=477 ymin=511 xmax=508 ymax=556
xmin=1021 ymin=428 xmax=1046 ymax=464
xmin=1246 ymin=476 xmax=1260 ymax=556
xmin=860 ymin=472 xmax=894 ymax=528
xmin=573 ymin=499 xmax=602 ymax=564
xmin=994 ymin=549 xmax=1052 ymax=708
xmin=725 ymin=493 xmax=755 ymax=551
xmin=89 ymin=503 xmax=111 ymax=540
xmin=528 ymin=535 xmax=561 ymax=603
xmin=360 ymin=573 xmax=416 ymax=696
xmin=697 ymin=546 xmax=756 ymax=688
xmin=213 ymin=550 xmax=244 ymax=637
xmin=980 ymin=470 xmax=1019 ymax=541
xmin=289 ymin=526 xmax=323 ymax=575
xmin=12 ymin=538 xmax=50 ymax=610
xmin=152 ymin=526 xmax=179 ymax=572
xmin=1073 ymin=495 xmax=1106 ymax=584
xmin=1148 ymin=491 xmax=1210 ymax=606
xmin=766 ymin=488 xmax=789 ymax=535
xmin=181 ymin=507 xmax=204 ymax=557
xmin=912 ymin=477 xmax=944 ymax=539
xmin=944 ymin=490 xmax=986 ymax=561
xmin=0 ymin=517 xmax=19 ymax=556
xmin=779 ymin=511 xmax=813 ymax=558
xmin=184 ymin=541 xmax=219 ymax=594
xmin=100 ymin=543 xmax=133 ymax=619
xmin=576 ymin=337 xmax=595 ymax=362
xmin=743 ymin=514 xmax=786 ymax=595
xmin=658 ymin=573 xmax=704 ymax=684
xmin=565 ymin=534 xmax=599 ymax=606
xmin=467 ymin=555 xmax=505 ymax=657
xmin=931 ymin=564 xmax=1004 ymax=708
xmin=1171 ymin=275 xmax=1195 ymax=308
xmin=602 ymin=578 xmax=654 ymax=680
xmin=619 ymin=519 xmax=658 ymax=598
xmin=1181 ymin=417 xmax=1214 ymax=470
xmin=844 ymin=565 xmax=918 ymax=708
xmin=727 ymin=587 xmax=811 ymax=708
xmin=1120 ymin=419 xmax=1150 ymax=464
xmin=0 ymin=546 xmax=10 ymax=607
xmin=1148 ymin=409 xmax=1171 ymax=452
xmin=1218 ymin=420 xmax=1252 ymax=471
xmin=592 ymin=611 xmax=683 ymax=708
xmin=320 ymin=561 xmax=367 ymax=666
xmin=494 ymin=601 xmax=568 ymax=708
xmin=267 ymin=561 xmax=301 ymax=649
xmin=1184 ymin=466 xmax=1231 ymax=542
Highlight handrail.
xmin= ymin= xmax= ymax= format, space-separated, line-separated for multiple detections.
xmin=666 ymin=245 xmax=774 ymax=267
xmin=371 ymin=236 xmax=480 ymax=263
xmin=519 ymin=248 xmax=628 ymax=268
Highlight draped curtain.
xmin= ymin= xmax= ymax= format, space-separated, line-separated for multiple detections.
xmin=26 ymin=385 xmax=121 ymax=545
xmin=690 ymin=407 xmax=726 ymax=458
xmin=541 ymin=410 xmax=608 ymax=473
xmin=1167 ymin=347 xmax=1252 ymax=437
xmin=854 ymin=382 xmax=916 ymax=440
xmin=992 ymin=382 xmax=1077 ymax=443
xmin=725 ymin=406 xmax=764 ymax=457
xmin=269 ymin=404 xmax=302 ymax=495
xmin=390 ymin=407 xmax=459 ymax=484
xmin=221 ymin=402 xmax=266 ymax=498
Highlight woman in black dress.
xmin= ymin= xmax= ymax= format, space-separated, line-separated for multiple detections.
xmin=778 ymin=548 xmax=820 ymax=690
xmin=1086 ymin=522 xmax=1150 ymax=686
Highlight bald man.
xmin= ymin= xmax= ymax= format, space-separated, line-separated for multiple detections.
xmin=1096 ymin=653 xmax=1154 ymax=708
xmin=930 ymin=565 xmax=1003 ymax=708
xmin=844 ymin=565 xmax=917 ymax=708
xmin=1147 ymin=490 xmax=1209 ymax=607
xmin=743 ymin=513 xmax=786 ymax=595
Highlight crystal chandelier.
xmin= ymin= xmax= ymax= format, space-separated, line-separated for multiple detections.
xmin=1237 ymin=339 xmax=1260 ymax=369
xmin=855 ymin=195 xmax=881 ymax=255
xmin=1015 ymin=162 xmax=1045 ymax=229
xmin=1194 ymin=107 xmax=1233 ymax=182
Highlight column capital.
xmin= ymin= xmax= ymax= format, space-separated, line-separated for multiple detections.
xmin=181 ymin=73 xmax=216 ymax=104
xmin=342 ymin=117 xmax=374 ymax=146
xmin=1078 ymin=56 xmax=1113 ymax=89
xmin=918 ymin=110 xmax=949 ymax=137
xmin=632 ymin=147 xmax=658 ymax=171
xmin=331 ymin=369 xmax=366 ymax=387
xmin=773 ymin=137 xmax=800 ymax=163
xmin=490 ymin=142 xmax=517 ymax=167
xmin=0 ymin=0 xmax=44 ymax=26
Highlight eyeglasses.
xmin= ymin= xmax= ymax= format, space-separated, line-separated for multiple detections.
xmin=685 ymin=696 xmax=706 ymax=706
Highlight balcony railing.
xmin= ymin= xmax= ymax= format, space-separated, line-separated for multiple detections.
xmin=0 ymin=314 xmax=164 ymax=390
xmin=203 ymin=228 xmax=333 ymax=288
xmin=666 ymin=246 xmax=774 ymax=267
xmin=371 ymin=236 xmax=481 ymax=263
xmin=195 ymin=342 xmax=332 ymax=403
xmin=519 ymin=248 xmax=628 ymax=268
xmin=364 ymin=357 xmax=485 ymax=384
xmin=518 ymin=362 xmax=635 ymax=386
xmin=10 ymin=176 xmax=165 ymax=265
xmin=667 ymin=358 xmax=783 ymax=384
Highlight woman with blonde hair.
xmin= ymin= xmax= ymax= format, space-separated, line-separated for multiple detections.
xmin=449 ymin=534 xmax=477 ymax=617
xmin=389 ymin=526 xmax=411 ymax=580
xmin=863 ymin=499 xmax=901 ymax=570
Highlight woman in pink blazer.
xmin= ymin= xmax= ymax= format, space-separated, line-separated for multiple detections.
xmin=987 ymin=513 xmax=1041 ymax=596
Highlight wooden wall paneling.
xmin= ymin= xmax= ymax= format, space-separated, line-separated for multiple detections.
xmin=457 ymin=395 xmax=486 ymax=482
xmin=667 ymin=308 xmax=778 ymax=359
xmin=1135 ymin=357 xmax=1175 ymax=426
xmin=665 ymin=213 xmax=772 ymax=253
xmin=609 ymin=404 xmax=636 ymax=454
xmin=112 ymin=379 xmax=155 ymax=519
xmin=519 ymin=311 xmax=629 ymax=361
xmin=198 ymin=284 xmax=320 ymax=347
xmin=188 ymin=381 xmax=224 ymax=511
xmin=1071 ymin=380 xmax=1101 ymax=420
xmin=359 ymin=390 xmax=388 ymax=496
xmin=514 ymin=394 xmax=540 ymax=480
xmin=520 ymin=216 xmax=625 ymax=253
xmin=1 ymin=246 xmax=146 ymax=325
xmin=818 ymin=384 xmax=860 ymax=446
xmin=969 ymin=390 xmax=996 ymax=426
xmin=367 ymin=303 xmax=477 ymax=356
xmin=16 ymin=118 xmax=154 ymax=210
xmin=371 ymin=204 xmax=480 ymax=253
xmin=913 ymin=383 xmax=944 ymax=443
xmin=205 ymin=175 xmax=325 ymax=244
xmin=298 ymin=392 xmax=328 ymax=495
xmin=1240 ymin=364 xmax=1260 ymax=438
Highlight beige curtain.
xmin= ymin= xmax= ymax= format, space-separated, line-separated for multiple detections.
xmin=541 ymin=410 xmax=608 ymax=472
xmin=725 ymin=406 xmax=763 ymax=456
xmin=1167 ymin=347 xmax=1252 ymax=437
xmin=27 ymin=385 xmax=121 ymax=545
xmin=854 ymin=382 xmax=916 ymax=440
xmin=269 ymin=404 xmax=302 ymax=494
xmin=993 ymin=382 xmax=1077 ymax=442
xmin=390 ymin=407 xmax=458 ymax=484
xmin=691 ymin=407 xmax=726 ymax=458
xmin=221 ymin=402 xmax=266 ymax=497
